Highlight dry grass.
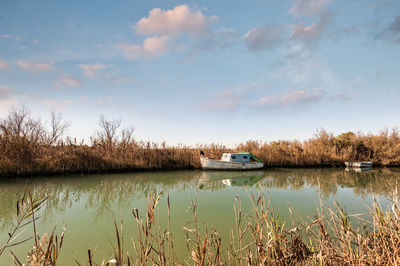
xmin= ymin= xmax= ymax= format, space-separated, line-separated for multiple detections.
xmin=76 ymin=188 xmax=400 ymax=265
xmin=1 ymin=108 xmax=400 ymax=177
xmin=2 ymin=188 xmax=400 ymax=265
xmin=0 ymin=190 xmax=66 ymax=265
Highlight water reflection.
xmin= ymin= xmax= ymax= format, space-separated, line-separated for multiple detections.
xmin=1 ymin=168 xmax=400 ymax=264
xmin=345 ymin=167 xmax=374 ymax=172
xmin=199 ymin=171 xmax=264 ymax=188
xmin=1 ymin=168 xmax=399 ymax=230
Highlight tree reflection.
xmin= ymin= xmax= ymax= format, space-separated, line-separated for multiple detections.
xmin=0 ymin=168 xmax=399 ymax=231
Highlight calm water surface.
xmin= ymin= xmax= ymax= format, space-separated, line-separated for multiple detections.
xmin=0 ymin=168 xmax=399 ymax=264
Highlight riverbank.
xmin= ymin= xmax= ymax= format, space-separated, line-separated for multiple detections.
xmin=1 ymin=109 xmax=400 ymax=178
xmin=1 ymin=136 xmax=400 ymax=178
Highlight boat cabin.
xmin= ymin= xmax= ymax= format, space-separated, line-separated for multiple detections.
xmin=221 ymin=153 xmax=251 ymax=162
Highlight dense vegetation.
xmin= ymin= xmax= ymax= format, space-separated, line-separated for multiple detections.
xmin=1 ymin=108 xmax=399 ymax=177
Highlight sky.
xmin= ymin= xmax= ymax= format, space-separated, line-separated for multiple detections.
xmin=0 ymin=0 xmax=399 ymax=146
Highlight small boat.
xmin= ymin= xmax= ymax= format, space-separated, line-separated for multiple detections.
xmin=344 ymin=161 xmax=373 ymax=168
xmin=200 ymin=152 xmax=264 ymax=170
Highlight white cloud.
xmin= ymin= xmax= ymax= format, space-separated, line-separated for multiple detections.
xmin=17 ymin=60 xmax=53 ymax=71
xmin=79 ymin=62 xmax=112 ymax=78
xmin=136 ymin=5 xmax=217 ymax=36
xmin=251 ymin=88 xmax=323 ymax=109
xmin=117 ymin=5 xmax=230 ymax=60
xmin=0 ymin=60 xmax=9 ymax=69
xmin=116 ymin=35 xmax=170 ymax=60
xmin=243 ymin=25 xmax=284 ymax=51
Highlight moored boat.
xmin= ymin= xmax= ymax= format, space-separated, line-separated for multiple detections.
xmin=344 ymin=161 xmax=373 ymax=168
xmin=200 ymin=152 xmax=264 ymax=170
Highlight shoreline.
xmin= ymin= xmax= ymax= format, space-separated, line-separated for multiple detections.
xmin=1 ymin=163 xmax=400 ymax=179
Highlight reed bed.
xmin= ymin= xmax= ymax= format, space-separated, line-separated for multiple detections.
xmin=2 ymin=188 xmax=400 ymax=265
xmin=86 ymin=189 xmax=400 ymax=265
xmin=1 ymin=108 xmax=400 ymax=177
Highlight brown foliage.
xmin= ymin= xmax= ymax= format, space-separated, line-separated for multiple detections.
xmin=1 ymin=109 xmax=400 ymax=177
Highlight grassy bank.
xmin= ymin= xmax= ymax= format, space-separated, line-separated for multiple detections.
xmin=1 ymin=108 xmax=400 ymax=177
xmin=2 ymin=189 xmax=400 ymax=265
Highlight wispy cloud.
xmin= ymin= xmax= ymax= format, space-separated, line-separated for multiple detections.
xmin=289 ymin=0 xmax=333 ymax=17
xmin=135 ymin=5 xmax=217 ymax=36
xmin=0 ymin=60 xmax=8 ymax=69
xmin=17 ymin=60 xmax=54 ymax=71
xmin=0 ymin=33 xmax=22 ymax=41
xmin=54 ymin=75 xmax=83 ymax=90
xmin=243 ymin=25 xmax=284 ymax=51
xmin=291 ymin=12 xmax=333 ymax=45
xmin=200 ymin=88 xmax=247 ymax=112
xmin=250 ymin=88 xmax=323 ymax=109
xmin=289 ymin=0 xmax=334 ymax=46
xmin=79 ymin=62 xmax=112 ymax=78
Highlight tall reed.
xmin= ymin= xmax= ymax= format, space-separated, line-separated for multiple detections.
xmin=1 ymin=108 xmax=400 ymax=177
xmin=82 ymin=189 xmax=400 ymax=265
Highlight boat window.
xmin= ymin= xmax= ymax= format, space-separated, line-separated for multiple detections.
xmin=243 ymin=156 xmax=248 ymax=159
xmin=231 ymin=155 xmax=236 ymax=159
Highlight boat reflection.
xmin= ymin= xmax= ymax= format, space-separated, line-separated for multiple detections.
xmin=345 ymin=167 xmax=374 ymax=172
xmin=199 ymin=171 xmax=264 ymax=188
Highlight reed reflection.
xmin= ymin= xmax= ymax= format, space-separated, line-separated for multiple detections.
xmin=0 ymin=168 xmax=399 ymax=231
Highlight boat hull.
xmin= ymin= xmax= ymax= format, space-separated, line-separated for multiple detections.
xmin=200 ymin=157 xmax=264 ymax=170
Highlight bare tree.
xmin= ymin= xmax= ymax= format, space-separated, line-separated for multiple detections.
xmin=96 ymin=115 xmax=121 ymax=147
xmin=121 ymin=127 xmax=135 ymax=145
xmin=0 ymin=107 xmax=46 ymax=144
xmin=47 ymin=110 xmax=70 ymax=145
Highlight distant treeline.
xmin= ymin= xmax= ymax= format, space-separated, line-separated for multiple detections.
xmin=0 ymin=108 xmax=399 ymax=177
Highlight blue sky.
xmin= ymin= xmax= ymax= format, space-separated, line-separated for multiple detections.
xmin=0 ymin=0 xmax=399 ymax=146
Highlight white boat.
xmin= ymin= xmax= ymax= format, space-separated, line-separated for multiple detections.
xmin=200 ymin=152 xmax=264 ymax=170
xmin=344 ymin=161 xmax=373 ymax=168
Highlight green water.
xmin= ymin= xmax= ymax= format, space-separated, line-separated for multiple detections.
xmin=0 ymin=168 xmax=399 ymax=264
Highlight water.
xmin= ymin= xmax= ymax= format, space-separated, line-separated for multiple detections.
xmin=0 ymin=168 xmax=399 ymax=264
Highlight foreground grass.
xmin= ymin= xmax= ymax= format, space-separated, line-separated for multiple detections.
xmin=2 ymin=189 xmax=400 ymax=265
xmin=1 ymin=108 xmax=400 ymax=177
